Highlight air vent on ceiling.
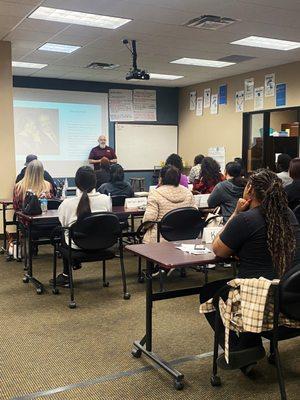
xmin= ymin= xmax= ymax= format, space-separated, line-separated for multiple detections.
xmin=218 ymin=55 xmax=256 ymax=63
xmin=86 ymin=62 xmax=120 ymax=70
xmin=184 ymin=15 xmax=239 ymax=30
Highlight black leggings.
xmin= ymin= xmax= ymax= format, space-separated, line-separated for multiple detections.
xmin=62 ymin=257 xmax=82 ymax=274
xmin=199 ymin=279 xmax=262 ymax=351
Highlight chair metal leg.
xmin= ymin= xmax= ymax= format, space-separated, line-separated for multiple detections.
xmin=119 ymin=239 xmax=130 ymax=300
xmin=67 ymin=246 xmax=76 ymax=308
xmin=52 ymin=246 xmax=59 ymax=295
xmin=273 ymin=341 xmax=287 ymax=400
xmin=211 ymin=310 xmax=222 ymax=387
xmin=102 ymin=260 xmax=109 ymax=287
xmin=159 ymin=269 xmax=165 ymax=292
xmin=137 ymin=256 xmax=144 ymax=283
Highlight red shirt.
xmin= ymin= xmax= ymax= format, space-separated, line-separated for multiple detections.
xmin=88 ymin=146 xmax=117 ymax=170
xmin=193 ymin=174 xmax=225 ymax=194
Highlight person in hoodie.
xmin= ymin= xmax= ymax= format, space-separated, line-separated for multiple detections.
xmin=98 ymin=164 xmax=134 ymax=198
xmin=142 ymin=165 xmax=196 ymax=243
xmin=208 ymin=161 xmax=246 ymax=223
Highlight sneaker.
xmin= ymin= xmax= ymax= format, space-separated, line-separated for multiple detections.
xmin=206 ymin=264 xmax=216 ymax=270
xmin=72 ymin=263 xmax=82 ymax=270
xmin=49 ymin=273 xmax=70 ymax=288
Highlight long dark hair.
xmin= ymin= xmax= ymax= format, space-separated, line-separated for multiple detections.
xmin=110 ymin=164 xmax=124 ymax=183
xmin=75 ymin=166 xmax=96 ymax=219
xmin=200 ymin=157 xmax=221 ymax=185
xmin=160 ymin=165 xmax=180 ymax=186
xmin=248 ymin=169 xmax=295 ymax=277
xmin=165 ymin=154 xmax=183 ymax=172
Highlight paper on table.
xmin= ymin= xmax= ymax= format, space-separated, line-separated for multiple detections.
xmin=176 ymin=244 xmax=212 ymax=255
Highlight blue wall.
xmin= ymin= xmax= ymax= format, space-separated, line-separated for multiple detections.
xmin=13 ymin=76 xmax=179 ymax=189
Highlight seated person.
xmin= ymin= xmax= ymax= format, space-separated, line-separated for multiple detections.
xmin=165 ymin=153 xmax=189 ymax=188
xmin=98 ymin=164 xmax=134 ymax=198
xmin=52 ymin=166 xmax=112 ymax=287
xmin=13 ymin=159 xmax=53 ymax=211
xmin=276 ymin=153 xmax=292 ymax=187
xmin=285 ymin=157 xmax=300 ymax=210
xmin=234 ymin=157 xmax=246 ymax=177
xmin=208 ymin=161 xmax=246 ymax=222
xmin=16 ymin=154 xmax=57 ymax=196
xmin=193 ymin=157 xmax=224 ymax=194
xmin=95 ymin=157 xmax=111 ymax=190
xmin=142 ymin=165 xmax=196 ymax=243
xmin=188 ymin=154 xmax=204 ymax=183
xmin=200 ymin=169 xmax=300 ymax=371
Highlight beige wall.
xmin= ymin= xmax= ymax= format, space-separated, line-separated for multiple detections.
xmin=179 ymin=61 xmax=300 ymax=166
xmin=0 ymin=41 xmax=15 ymax=232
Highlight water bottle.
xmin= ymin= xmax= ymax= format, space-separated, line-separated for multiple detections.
xmin=40 ymin=197 xmax=48 ymax=213
xmin=61 ymin=178 xmax=68 ymax=199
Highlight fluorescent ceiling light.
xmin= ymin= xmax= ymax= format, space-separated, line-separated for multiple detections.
xmin=38 ymin=43 xmax=81 ymax=53
xmin=150 ymin=73 xmax=184 ymax=80
xmin=170 ymin=57 xmax=235 ymax=67
xmin=29 ymin=6 xmax=131 ymax=29
xmin=231 ymin=36 xmax=300 ymax=51
xmin=12 ymin=61 xmax=47 ymax=69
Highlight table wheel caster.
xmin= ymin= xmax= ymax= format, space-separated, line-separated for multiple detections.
xmin=174 ymin=380 xmax=184 ymax=390
xmin=123 ymin=292 xmax=131 ymax=300
xmin=69 ymin=301 xmax=76 ymax=309
xmin=52 ymin=288 xmax=59 ymax=295
xmin=210 ymin=375 xmax=221 ymax=387
xmin=103 ymin=282 xmax=110 ymax=287
xmin=138 ymin=276 xmax=145 ymax=283
xmin=23 ymin=276 xmax=29 ymax=283
xmin=36 ymin=287 xmax=43 ymax=295
xmin=131 ymin=348 xmax=142 ymax=358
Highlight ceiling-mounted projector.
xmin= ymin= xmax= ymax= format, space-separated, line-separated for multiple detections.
xmin=123 ymin=39 xmax=150 ymax=80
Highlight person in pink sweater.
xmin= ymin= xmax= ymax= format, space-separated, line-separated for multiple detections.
xmin=143 ymin=165 xmax=196 ymax=243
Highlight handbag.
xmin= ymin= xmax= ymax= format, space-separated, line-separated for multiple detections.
xmin=205 ymin=206 xmax=223 ymax=227
xmin=22 ymin=191 xmax=42 ymax=215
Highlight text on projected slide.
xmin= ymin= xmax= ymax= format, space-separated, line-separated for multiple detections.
xmin=14 ymin=100 xmax=102 ymax=161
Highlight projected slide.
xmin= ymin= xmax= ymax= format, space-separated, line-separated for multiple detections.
xmin=13 ymin=89 xmax=108 ymax=177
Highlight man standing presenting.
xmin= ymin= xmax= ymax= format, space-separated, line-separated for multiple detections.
xmin=88 ymin=135 xmax=117 ymax=170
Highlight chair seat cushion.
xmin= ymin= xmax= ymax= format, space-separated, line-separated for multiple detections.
xmin=262 ymin=326 xmax=300 ymax=341
xmin=59 ymin=246 xmax=115 ymax=262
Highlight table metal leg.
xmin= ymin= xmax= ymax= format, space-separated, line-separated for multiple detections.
xmin=132 ymin=260 xmax=185 ymax=390
xmin=23 ymin=224 xmax=44 ymax=294
xmin=1 ymin=204 xmax=7 ymax=253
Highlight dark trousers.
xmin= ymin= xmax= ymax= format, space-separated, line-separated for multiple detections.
xmin=63 ymin=258 xmax=81 ymax=275
xmin=199 ymin=279 xmax=262 ymax=351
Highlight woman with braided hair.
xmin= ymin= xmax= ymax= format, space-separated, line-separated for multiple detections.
xmin=200 ymin=168 xmax=300 ymax=371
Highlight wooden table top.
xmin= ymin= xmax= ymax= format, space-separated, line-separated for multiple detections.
xmin=126 ymin=240 xmax=219 ymax=269
xmin=15 ymin=206 xmax=145 ymax=221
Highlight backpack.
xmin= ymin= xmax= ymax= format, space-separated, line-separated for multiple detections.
xmin=22 ymin=191 xmax=42 ymax=215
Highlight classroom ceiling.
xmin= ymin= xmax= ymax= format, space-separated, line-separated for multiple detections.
xmin=2 ymin=0 xmax=300 ymax=87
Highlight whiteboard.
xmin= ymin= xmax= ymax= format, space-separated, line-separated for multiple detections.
xmin=115 ymin=124 xmax=178 ymax=170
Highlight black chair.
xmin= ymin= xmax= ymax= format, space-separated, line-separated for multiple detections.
xmin=137 ymin=207 xmax=205 ymax=284
xmin=210 ymin=266 xmax=300 ymax=400
xmin=293 ymin=205 xmax=300 ymax=224
xmin=47 ymin=199 xmax=62 ymax=210
xmin=52 ymin=212 xmax=130 ymax=308
xmin=111 ymin=195 xmax=127 ymax=206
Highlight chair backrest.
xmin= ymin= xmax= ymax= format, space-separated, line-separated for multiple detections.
xmin=71 ymin=212 xmax=121 ymax=250
xmin=279 ymin=265 xmax=300 ymax=321
xmin=111 ymin=195 xmax=127 ymax=206
xmin=47 ymin=199 xmax=62 ymax=210
xmin=159 ymin=207 xmax=205 ymax=242
xmin=293 ymin=205 xmax=300 ymax=224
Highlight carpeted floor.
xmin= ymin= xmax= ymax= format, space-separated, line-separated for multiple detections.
xmin=1 ymin=245 xmax=300 ymax=399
